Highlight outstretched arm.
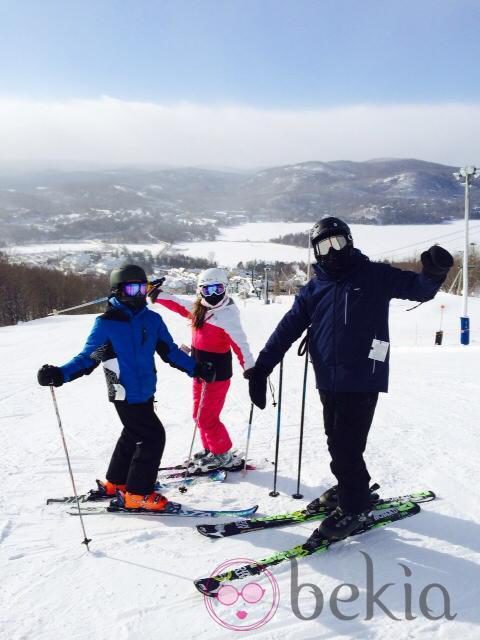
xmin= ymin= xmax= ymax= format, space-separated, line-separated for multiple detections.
xmin=246 ymin=292 xmax=310 ymax=409
xmin=153 ymin=292 xmax=194 ymax=319
xmin=155 ymin=315 xmax=197 ymax=376
xmin=59 ymin=318 xmax=109 ymax=382
xmin=387 ymin=245 xmax=453 ymax=301
xmin=256 ymin=291 xmax=310 ymax=375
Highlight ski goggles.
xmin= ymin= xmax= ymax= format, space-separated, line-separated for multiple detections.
xmin=122 ymin=282 xmax=148 ymax=296
xmin=200 ymin=283 xmax=225 ymax=297
xmin=217 ymin=582 xmax=266 ymax=606
xmin=313 ymin=235 xmax=348 ymax=256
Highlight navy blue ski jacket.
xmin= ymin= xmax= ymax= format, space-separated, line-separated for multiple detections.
xmin=60 ymin=297 xmax=196 ymax=403
xmin=257 ymin=250 xmax=444 ymax=393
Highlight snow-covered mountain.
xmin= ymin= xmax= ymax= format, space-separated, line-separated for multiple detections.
xmin=1 ymin=159 xmax=478 ymax=246
xmin=2 ymin=292 xmax=480 ymax=639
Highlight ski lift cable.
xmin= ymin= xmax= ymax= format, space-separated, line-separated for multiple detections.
xmin=369 ymin=223 xmax=480 ymax=258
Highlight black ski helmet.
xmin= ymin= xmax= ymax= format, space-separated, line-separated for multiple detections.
xmin=110 ymin=264 xmax=147 ymax=289
xmin=311 ymin=217 xmax=352 ymax=247
xmin=311 ymin=217 xmax=354 ymax=274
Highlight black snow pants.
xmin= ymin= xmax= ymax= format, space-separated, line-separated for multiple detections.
xmin=319 ymin=390 xmax=379 ymax=513
xmin=106 ymin=398 xmax=165 ymax=495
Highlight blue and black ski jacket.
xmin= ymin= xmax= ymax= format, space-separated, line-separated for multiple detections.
xmin=256 ymin=250 xmax=444 ymax=393
xmin=60 ymin=297 xmax=196 ymax=403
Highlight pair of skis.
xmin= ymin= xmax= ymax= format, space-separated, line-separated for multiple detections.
xmin=48 ymin=476 xmax=435 ymax=597
xmin=46 ymin=469 xmax=227 ymax=505
xmin=193 ymin=490 xmax=436 ymax=596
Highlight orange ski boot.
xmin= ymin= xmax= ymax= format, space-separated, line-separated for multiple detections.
xmin=96 ymin=479 xmax=127 ymax=497
xmin=124 ymin=491 xmax=169 ymax=511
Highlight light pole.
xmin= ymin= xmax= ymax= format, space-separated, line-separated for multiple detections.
xmin=264 ymin=267 xmax=271 ymax=305
xmin=454 ymin=166 xmax=479 ymax=345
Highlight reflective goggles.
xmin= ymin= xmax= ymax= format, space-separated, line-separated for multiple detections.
xmin=314 ymin=235 xmax=348 ymax=256
xmin=201 ymin=283 xmax=225 ymax=297
xmin=217 ymin=582 xmax=266 ymax=606
xmin=122 ymin=282 xmax=148 ymax=296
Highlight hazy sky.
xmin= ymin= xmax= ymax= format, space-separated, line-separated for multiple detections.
xmin=0 ymin=0 xmax=479 ymax=168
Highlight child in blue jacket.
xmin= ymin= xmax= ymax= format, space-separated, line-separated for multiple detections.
xmin=37 ymin=264 xmax=214 ymax=511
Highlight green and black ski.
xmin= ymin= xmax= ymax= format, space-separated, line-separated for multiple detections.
xmin=196 ymin=490 xmax=435 ymax=538
xmin=194 ymin=498 xmax=423 ymax=597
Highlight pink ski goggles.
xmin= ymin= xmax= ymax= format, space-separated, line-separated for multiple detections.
xmin=216 ymin=582 xmax=266 ymax=606
xmin=122 ymin=282 xmax=148 ymax=296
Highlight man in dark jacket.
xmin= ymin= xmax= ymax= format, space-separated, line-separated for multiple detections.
xmin=247 ymin=218 xmax=453 ymax=541
xmin=37 ymin=264 xmax=215 ymax=511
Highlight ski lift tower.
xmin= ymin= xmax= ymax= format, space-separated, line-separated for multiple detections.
xmin=453 ymin=166 xmax=479 ymax=345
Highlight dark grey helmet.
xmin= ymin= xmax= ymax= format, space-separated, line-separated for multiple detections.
xmin=109 ymin=264 xmax=147 ymax=289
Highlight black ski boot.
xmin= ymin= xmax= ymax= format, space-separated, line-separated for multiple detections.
xmin=305 ymin=506 xmax=371 ymax=545
xmin=306 ymin=482 xmax=380 ymax=515
xmin=306 ymin=485 xmax=338 ymax=513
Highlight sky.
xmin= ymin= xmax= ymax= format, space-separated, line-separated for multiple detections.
xmin=0 ymin=0 xmax=479 ymax=169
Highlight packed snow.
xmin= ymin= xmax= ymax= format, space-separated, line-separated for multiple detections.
xmin=1 ymin=290 xmax=480 ymax=639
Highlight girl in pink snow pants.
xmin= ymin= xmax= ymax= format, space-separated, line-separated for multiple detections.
xmin=151 ymin=268 xmax=254 ymax=470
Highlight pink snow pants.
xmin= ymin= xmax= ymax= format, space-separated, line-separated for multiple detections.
xmin=192 ymin=378 xmax=232 ymax=455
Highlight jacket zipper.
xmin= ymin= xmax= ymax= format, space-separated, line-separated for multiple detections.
xmin=333 ymin=283 xmax=338 ymax=392
xmin=344 ymin=291 xmax=349 ymax=325
xmin=130 ymin=318 xmax=142 ymax=397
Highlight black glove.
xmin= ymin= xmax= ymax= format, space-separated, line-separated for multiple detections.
xmin=37 ymin=364 xmax=64 ymax=387
xmin=421 ymin=245 xmax=454 ymax=278
xmin=247 ymin=365 xmax=269 ymax=410
xmin=194 ymin=361 xmax=216 ymax=383
xmin=148 ymin=277 xmax=166 ymax=303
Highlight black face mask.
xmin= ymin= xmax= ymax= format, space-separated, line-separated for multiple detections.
xmin=115 ymin=291 xmax=147 ymax=311
xmin=318 ymin=244 xmax=354 ymax=276
xmin=203 ymin=292 xmax=226 ymax=307
xmin=122 ymin=296 xmax=146 ymax=310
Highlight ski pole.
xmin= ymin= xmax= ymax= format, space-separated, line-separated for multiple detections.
xmin=179 ymin=379 xmax=208 ymax=493
xmin=242 ymin=403 xmax=254 ymax=477
xmin=48 ymin=296 xmax=109 ymax=316
xmin=269 ymin=359 xmax=284 ymax=497
xmin=267 ymin=377 xmax=277 ymax=407
xmin=49 ymin=386 xmax=91 ymax=549
xmin=292 ymin=330 xmax=309 ymax=499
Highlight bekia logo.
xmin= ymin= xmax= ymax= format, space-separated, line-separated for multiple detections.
xmin=203 ymin=558 xmax=280 ymax=631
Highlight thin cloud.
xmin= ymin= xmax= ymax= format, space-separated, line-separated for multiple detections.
xmin=0 ymin=96 xmax=478 ymax=168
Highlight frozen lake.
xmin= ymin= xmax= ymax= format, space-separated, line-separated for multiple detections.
xmin=177 ymin=219 xmax=479 ymax=266
xmin=6 ymin=220 xmax=480 ymax=266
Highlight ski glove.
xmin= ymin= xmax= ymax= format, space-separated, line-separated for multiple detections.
xmin=246 ymin=365 xmax=269 ymax=410
xmin=421 ymin=245 xmax=453 ymax=279
xmin=194 ymin=361 xmax=216 ymax=383
xmin=37 ymin=364 xmax=64 ymax=387
xmin=147 ymin=277 xmax=166 ymax=303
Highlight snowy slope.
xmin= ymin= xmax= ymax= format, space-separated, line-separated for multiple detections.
xmin=1 ymin=292 xmax=480 ymax=639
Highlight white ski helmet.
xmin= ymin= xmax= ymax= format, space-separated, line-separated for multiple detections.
xmin=197 ymin=268 xmax=229 ymax=288
xmin=197 ymin=268 xmax=229 ymax=308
